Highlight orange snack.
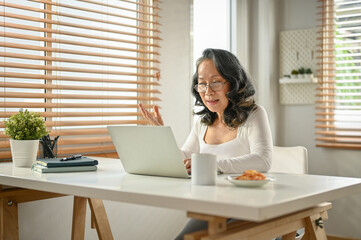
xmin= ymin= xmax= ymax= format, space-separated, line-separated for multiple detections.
xmin=235 ymin=170 xmax=266 ymax=180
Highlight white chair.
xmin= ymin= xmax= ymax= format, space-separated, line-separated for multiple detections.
xmin=269 ymin=146 xmax=308 ymax=240
xmin=269 ymin=146 xmax=308 ymax=174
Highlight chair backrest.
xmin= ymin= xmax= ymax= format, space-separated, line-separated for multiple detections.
xmin=269 ymin=146 xmax=308 ymax=174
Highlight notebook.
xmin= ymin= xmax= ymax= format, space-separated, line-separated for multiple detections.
xmin=32 ymin=164 xmax=97 ymax=173
xmin=36 ymin=157 xmax=98 ymax=168
xmin=107 ymin=125 xmax=190 ymax=178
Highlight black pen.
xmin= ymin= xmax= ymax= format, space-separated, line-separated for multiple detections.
xmin=60 ymin=154 xmax=83 ymax=161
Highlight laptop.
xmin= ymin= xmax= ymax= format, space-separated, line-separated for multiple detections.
xmin=107 ymin=125 xmax=190 ymax=178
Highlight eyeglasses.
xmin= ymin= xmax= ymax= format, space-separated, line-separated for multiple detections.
xmin=194 ymin=81 xmax=228 ymax=93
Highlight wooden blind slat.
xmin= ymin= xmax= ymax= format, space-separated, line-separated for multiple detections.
xmin=0 ymin=136 xmax=114 ymax=149
xmin=317 ymin=137 xmax=361 ymax=143
xmin=316 ymin=143 xmax=361 ymax=149
xmin=44 ymin=120 xmax=149 ymax=127
xmin=0 ymin=72 xmax=160 ymax=85
xmin=0 ymin=92 xmax=160 ymax=101
xmin=0 ymin=41 xmax=160 ymax=63
xmin=58 ymin=136 xmax=113 ymax=146
xmin=0 ymin=52 xmax=160 ymax=71
xmin=1 ymin=12 xmax=161 ymax=39
xmin=0 ymin=119 xmax=149 ymax=128
xmin=0 ymin=128 xmax=111 ymax=138
xmin=0 ymin=62 xmax=157 ymax=77
xmin=0 ymin=82 xmax=160 ymax=93
xmin=0 ymin=102 xmax=157 ymax=109
xmin=1 ymin=22 xmax=160 ymax=47
xmin=1 ymin=32 xmax=159 ymax=55
xmin=0 ymin=12 xmax=160 ymax=40
xmin=316 ymin=118 xmax=361 ymax=122
xmin=316 ymin=124 xmax=361 ymax=130
xmin=57 ymin=145 xmax=116 ymax=155
xmin=0 ymin=112 xmax=143 ymax=118
xmin=0 ymin=145 xmax=118 ymax=159
xmin=316 ymin=130 xmax=361 ymax=136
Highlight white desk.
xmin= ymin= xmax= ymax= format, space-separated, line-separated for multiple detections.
xmin=1 ymin=158 xmax=361 ymax=239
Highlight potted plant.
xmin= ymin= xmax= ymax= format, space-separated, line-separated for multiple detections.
xmin=298 ymin=67 xmax=305 ymax=78
xmin=291 ymin=70 xmax=298 ymax=79
xmin=305 ymin=68 xmax=313 ymax=79
xmin=4 ymin=109 xmax=49 ymax=167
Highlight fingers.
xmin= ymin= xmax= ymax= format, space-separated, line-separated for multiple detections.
xmin=138 ymin=104 xmax=163 ymax=126
xmin=184 ymin=158 xmax=191 ymax=174
xmin=138 ymin=104 xmax=147 ymax=118
xmin=154 ymin=106 xmax=164 ymax=126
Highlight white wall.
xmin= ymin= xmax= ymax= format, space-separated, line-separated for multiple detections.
xmin=278 ymin=0 xmax=361 ymax=238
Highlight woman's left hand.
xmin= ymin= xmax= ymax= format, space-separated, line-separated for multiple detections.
xmin=184 ymin=158 xmax=191 ymax=174
xmin=138 ymin=103 xmax=164 ymax=126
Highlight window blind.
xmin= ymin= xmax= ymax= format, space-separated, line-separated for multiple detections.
xmin=316 ymin=0 xmax=361 ymax=149
xmin=0 ymin=0 xmax=161 ymax=160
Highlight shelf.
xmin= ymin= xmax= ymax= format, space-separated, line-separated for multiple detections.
xmin=279 ymin=77 xmax=317 ymax=84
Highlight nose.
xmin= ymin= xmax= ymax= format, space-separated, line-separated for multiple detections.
xmin=205 ymin=84 xmax=214 ymax=95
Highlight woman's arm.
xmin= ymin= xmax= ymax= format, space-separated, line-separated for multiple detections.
xmin=218 ymin=106 xmax=273 ymax=173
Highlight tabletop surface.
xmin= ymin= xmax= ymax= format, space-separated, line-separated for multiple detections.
xmin=1 ymin=158 xmax=361 ymax=222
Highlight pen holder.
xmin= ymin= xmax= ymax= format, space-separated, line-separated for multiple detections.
xmin=38 ymin=135 xmax=59 ymax=159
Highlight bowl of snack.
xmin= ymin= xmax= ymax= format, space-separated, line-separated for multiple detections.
xmin=227 ymin=170 xmax=273 ymax=187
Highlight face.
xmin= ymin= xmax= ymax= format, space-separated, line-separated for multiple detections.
xmin=197 ymin=59 xmax=230 ymax=116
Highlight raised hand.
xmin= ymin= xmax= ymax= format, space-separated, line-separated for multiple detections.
xmin=138 ymin=103 xmax=164 ymax=126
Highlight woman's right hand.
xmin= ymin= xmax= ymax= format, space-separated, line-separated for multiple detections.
xmin=184 ymin=158 xmax=191 ymax=174
xmin=138 ymin=103 xmax=164 ymax=126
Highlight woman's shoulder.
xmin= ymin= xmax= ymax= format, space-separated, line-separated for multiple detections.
xmin=194 ymin=117 xmax=207 ymax=132
xmin=247 ymin=104 xmax=268 ymax=121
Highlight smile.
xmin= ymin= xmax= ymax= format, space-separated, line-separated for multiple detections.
xmin=206 ymin=100 xmax=219 ymax=105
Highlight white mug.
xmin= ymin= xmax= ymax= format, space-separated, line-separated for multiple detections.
xmin=191 ymin=153 xmax=217 ymax=185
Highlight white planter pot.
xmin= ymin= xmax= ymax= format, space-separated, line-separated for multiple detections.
xmin=10 ymin=139 xmax=39 ymax=167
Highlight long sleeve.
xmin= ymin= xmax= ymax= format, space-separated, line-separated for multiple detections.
xmin=181 ymin=119 xmax=200 ymax=158
xmin=217 ymin=106 xmax=273 ymax=173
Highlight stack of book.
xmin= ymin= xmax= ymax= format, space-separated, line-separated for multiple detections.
xmin=32 ymin=156 xmax=98 ymax=173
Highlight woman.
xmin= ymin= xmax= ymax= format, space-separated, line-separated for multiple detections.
xmin=139 ymin=48 xmax=273 ymax=174
xmin=139 ymin=48 xmax=273 ymax=239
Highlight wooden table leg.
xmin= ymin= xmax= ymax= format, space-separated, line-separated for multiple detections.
xmin=0 ymin=197 xmax=19 ymax=240
xmin=282 ymin=231 xmax=297 ymax=240
xmin=72 ymin=196 xmax=87 ymax=240
xmin=185 ymin=212 xmax=228 ymax=240
xmin=88 ymin=198 xmax=113 ymax=240
xmin=305 ymin=213 xmax=328 ymax=240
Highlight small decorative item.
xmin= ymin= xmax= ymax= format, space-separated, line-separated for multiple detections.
xmin=298 ymin=67 xmax=306 ymax=78
xmin=305 ymin=68 xmax=313 ymax=79
xmin=291 ymin=70 xmax=299 ymax=78
xmin=4 ymin=109 xmax=49 ymax=167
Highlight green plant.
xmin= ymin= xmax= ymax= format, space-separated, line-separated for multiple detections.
xmin=305 ymin=68 xmax=312 ymax=74
xmin=291 ymin=70 xmax=299 ymax=75
xmin=4 ymin=109 xmax=49 ymax=140
xmin=298 ymin=67 xmax=305 ymax=74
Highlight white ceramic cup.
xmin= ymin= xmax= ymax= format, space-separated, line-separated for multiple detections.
xmin=191 ymin=153 xmax=217 ymax=186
